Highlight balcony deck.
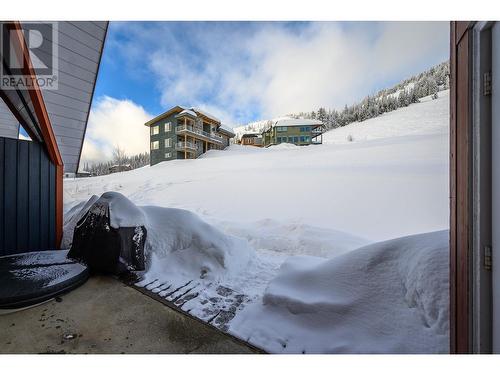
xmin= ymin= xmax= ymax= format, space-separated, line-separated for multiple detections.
xmin=0 ymin=276 xmax=256 ymax=354
xmin=176 ymin=125 xmax=223 ymax=144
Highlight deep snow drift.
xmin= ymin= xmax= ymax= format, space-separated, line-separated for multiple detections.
xmin=64 ymin=192 xmax=254 ymax=283
xmin=229 ymin=230 xmax=449 ymax=353
xmin=64 ymin=91 xmax=449 ymax=243
xmin=63 ymin=90 xmax=450 ymax=353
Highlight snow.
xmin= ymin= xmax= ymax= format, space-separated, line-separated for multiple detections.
xmin=61 ymin=194 xmax=99 ymax=249
xmin=218 ymin=124 xmax=235 ymax=136
xmin=63 ymin=90 xmax=450 ymax=353
xmin=219 ymin=219 xmax=369 ymax=258
xmin=64 ymin=192 xmax=254 ymax=283
xmin=233 ymin=116 xmax=323 ymax=141
xmin=272 ymin=118 xmax=323 ymax=127
xmin=176 ymin=109 xmax=197 ymax=118
xmin=98 ymin=191 xmax=145 ymax=228
xmin=191 ymin=107 xmax=221 ymax=123
xmin=229 ymin=230 xmax=449 ymax=353
xmin=233 ymin=117 xmax=288 ymax=139
xmin=139 ymin=204 xmax=253 ymax=282
xmin=324 ymin=90 xmax=449 ymax=144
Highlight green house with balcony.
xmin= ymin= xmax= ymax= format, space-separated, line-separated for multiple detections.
xmin=145 ymin=106 xmax=235 ymax=166
xmin=261 ymin=118 xmax=324 ymax=147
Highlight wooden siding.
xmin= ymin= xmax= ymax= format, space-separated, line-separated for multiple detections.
xmin=149 ymin=113 xmax=178 ymax=166
xmin=0 ymin=137 xmax=56 ymax=255
xmin=450 ymin=21 xmax=474 ymax=354
xmin=263 ymin=126 xmax=317 ymax=146
xmin=19 ymin=21 xmax=108 ymax=174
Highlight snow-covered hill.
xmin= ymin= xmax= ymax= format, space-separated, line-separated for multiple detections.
xmin=323 ymin=90 xmax=449 ymax=144
xmin=65 ymin=90 xmax=449 ymax=243
xmin=64 ymin=90 xmax=450 ymax=353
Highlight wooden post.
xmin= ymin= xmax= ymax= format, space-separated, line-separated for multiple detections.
xmin=450 ymin=21 xmax=473 ymax=354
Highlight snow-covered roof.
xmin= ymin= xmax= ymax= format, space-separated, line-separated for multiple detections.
xmin=241 ymin=132 xmax=261 ymax=138
xmin=146 ymin=105 xmax=221 ymax=127
xmin=272 ymin=118 xmax=323 ymax=128
xmin=190 ymin=107 xmax=221 ymax=123
xmin=218 ymin=124 xmax=236 ymax=137
xmin=175 ymin=109 xmax=198 ymax=118
xmin=109 ymin=164 xmax=131 ymax=168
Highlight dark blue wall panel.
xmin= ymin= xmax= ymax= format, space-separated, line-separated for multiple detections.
xmin=0 ymin=137 xmax=56 ymax=256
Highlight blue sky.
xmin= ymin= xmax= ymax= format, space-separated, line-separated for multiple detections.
xmin=93 ymin=21 xmax=449 ymax=124
xmin=81 ymin=21 xmax=449 ymax=163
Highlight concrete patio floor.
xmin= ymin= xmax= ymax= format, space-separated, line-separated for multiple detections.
xmin=0 ymin=276 xmax=256 ymax=354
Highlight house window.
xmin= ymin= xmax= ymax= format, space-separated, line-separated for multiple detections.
xmin=276 ymin=126 xmax=287 ymax=132
xmin=300 ymin=136 xmax=305 ymax=142
xmin=165 ymin=122 xmax=172 ymax=132
xmin=151 ymin=140 xmax=159 ymax=150
xmin=293 ymin=136 xmax=299 ymax=143
xmin=300 ymin=127 xmax=305 ymax=132
xmin=165 ymin=138 xmax=171 ymax=148
xmin=277 ymin=137 xmax=282 ymax=143
xmin=306 ymin=126 xmax=311 ymax=131
xmin=151 ymin=125 xmax=159 ymax=135
xmin=165 ymin=152 xmax=171 ymax=158
xmin=305 ymin=136 xmax=310 ymax=142
xmin=281 ymin=137 xmax=287 ymax=143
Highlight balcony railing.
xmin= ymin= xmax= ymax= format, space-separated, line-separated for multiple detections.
xmin=175 ymin=125 xmax=223 ymax=144
xmin=175 ymin=141 xmax=198 ymax=152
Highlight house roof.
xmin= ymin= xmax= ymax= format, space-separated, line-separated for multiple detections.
xmin=191 ymin=107 xmax=220 ymax=123
xmin=144 ymin=106 xmax=185 ymax=126
xmin=217 ymin=124 xmax=235 ymax=137
xmin=241 ymin=133 xmax=260 ymax=138
xmin=175 ymin=109 xmax=198 ymax=119
xmin=0 ymin=21 xmax=108 ymax=174
xmin=260 ymin=118 xmax=323 ymax=134
xmin=273 ymin=118 xmax=323 ymax=127
xmin=146 ymin=105 xmax=221 ymax=127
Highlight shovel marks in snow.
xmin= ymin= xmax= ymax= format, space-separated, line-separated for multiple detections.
xmin=133 ymin=277 xmax=251 ymax=332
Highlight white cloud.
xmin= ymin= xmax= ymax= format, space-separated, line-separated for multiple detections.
xmin=87 ymin=21 xmax=449 ymax=163
xmin=81 ymin=96 xmax=153 ymax=165
xmin=122 ymin=21 xmax=448 ymax=126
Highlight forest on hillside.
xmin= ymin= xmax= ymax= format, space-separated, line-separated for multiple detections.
xmin=235 ymin=61 xmax=450 ymax=138
xmin=289 ymin=61 xmax=449 ymax=131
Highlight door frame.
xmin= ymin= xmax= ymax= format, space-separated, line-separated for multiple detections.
xmin=450 ymin=20 xmax=496 ymax=354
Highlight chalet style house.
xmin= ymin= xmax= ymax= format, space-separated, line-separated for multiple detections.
xmin=145 ymin=106 xmax=235 ymax=165
xmin=240 ymin=133 xmax=263 ymax=147
xmin=261 ymin=118 xmax=324 ymax=147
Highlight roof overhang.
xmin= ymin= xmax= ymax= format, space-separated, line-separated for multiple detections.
xmin=175 ymin=109 xmax=198 ymax=119
xmin=144 ymin=105 xmax=185 ymax=126
xmin=146 ymin=105 xmax=222 ymax=127
xmin=0 ymin=21 xmax=108 ymax=174
xmin=217 ymin=126 xmax=235 ymax=138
